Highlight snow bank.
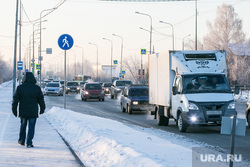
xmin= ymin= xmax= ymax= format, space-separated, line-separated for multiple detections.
xmin=45 ymin=107 xmax=195 ymax=167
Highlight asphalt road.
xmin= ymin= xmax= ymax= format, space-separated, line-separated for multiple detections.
xmin=45 ymin=93 xmax=250 ymax=162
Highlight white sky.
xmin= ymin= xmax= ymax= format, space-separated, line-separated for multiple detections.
xmin=0 ymin=0 xmax=250 ymax=71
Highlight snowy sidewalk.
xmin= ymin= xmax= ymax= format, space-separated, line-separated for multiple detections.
xmin=0 ymin=81 xmax=80 ymax=167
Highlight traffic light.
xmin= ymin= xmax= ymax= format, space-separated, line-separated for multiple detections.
xmin=138 ymin=69 xmax=141 ymax=75
xmin=139 ymin=75 xmax=141 ymax=78
xmin=142 ymin=69 xmax=145 ymax=75
xmin=22 ymin=72 xmax=25 ymax=75
xmin=37 ymin=71 xmax=40 ymax=75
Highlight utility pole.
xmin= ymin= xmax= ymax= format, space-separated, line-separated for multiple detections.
xmin=13 ymin=0 xmax=19 ymax=96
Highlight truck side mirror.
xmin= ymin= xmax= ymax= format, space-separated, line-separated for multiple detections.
xmin=234 ymin=86 xmax=240 ymax=95
xmin=172 ymin=86 xmax=178 ymax=95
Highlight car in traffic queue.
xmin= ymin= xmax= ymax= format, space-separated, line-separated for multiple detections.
xmin=66 ymin=81 xmax=80 ymax=94
xmin=102 ymin=82 xmax=112 ymax=94
xmin=44 ymin=82 xmax=63 ymax=96
xmin=120 ymin=85 xmax=155 ymax=114
xmin=110 ymin=80 xmax=133 ymax=99
xmin=80 ymin=81 xmax=88 ymax=88
xmin=246 ymin=99 xmax=250 ymax=128
xmin=81 ymin=83 xmax=105 ymax=101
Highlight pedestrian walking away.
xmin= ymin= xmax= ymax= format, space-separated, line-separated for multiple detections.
xmin=12 ymin=72 xmax=46 ymax=148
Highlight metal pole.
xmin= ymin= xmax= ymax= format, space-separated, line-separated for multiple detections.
xmin=159 ymin=21 xmax=174 ymax=50
xmin=13 ymin=0 xmax=19 ymax=95
xmin=103 ymin=38 xmax=113 ymax=82
xmin=112 ymin=34 xmax=123 ymax=79
xmin=32 ymin=25 xmax=35 ymax=74
xmin=64 ymin=50 xmax=66 ymax=109
xmin=229 ymin=115 xmax=236 ymax=167
xmin=18 ymin=0 xmax=22 ymax=85
xmin=195 ymin=0 xmax=198 ymax=50
xmin=40 ymin=8 xmax=54 ymax=87
xmin=89 ymin=43 xmax=98 ymax=82
xmin=135 ymin=12 xmax=152 ymax=54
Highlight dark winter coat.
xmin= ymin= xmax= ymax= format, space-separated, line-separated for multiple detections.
xmin=12 ymin=72 xmax=45 ymax=118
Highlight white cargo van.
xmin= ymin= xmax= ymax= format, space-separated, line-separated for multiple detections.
xmin=148 ymin=50 xmax=238 ymax=132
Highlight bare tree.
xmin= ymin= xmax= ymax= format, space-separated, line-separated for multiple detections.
xmin=0 ymin=54 xmax=12 ymax=84
xmin=123 ymin=55 xmax=140 ymax=83
xmin=203 ymin=3 xmax=246 ymax=84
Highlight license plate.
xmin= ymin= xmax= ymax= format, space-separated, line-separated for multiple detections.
xmin=207 ymin=110 xmax=222 ymax=115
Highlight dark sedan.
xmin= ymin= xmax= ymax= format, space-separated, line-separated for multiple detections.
xmin=120 ymin=85 xmax=154 ymax=114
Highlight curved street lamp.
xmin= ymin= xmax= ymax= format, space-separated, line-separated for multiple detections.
xmin=112 ymin=34 xmax=123 ymax=78
xmin=159 ymin=20 xmax=174 ymax=50
xmin=135 ymin=11 xmax=152 ymax=54
xmin=103 ymin=38 xmax=113 ymax=82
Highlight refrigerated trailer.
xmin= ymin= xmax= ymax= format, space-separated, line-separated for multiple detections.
xmin=148 ymin=50 xmax=238 ymax=132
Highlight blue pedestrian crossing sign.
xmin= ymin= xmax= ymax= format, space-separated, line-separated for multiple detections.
xmin=113 ymin=60 xmax=118 ymax=65
xmin=121 ymin=70 xmax=126 ymax=75
xmin=17 ymin=61 xmax=23 ymax=70
xmin=58 ymin=34 xmax=74 ymax=50
xmin=36 ymin=64 xmax=41 ymax=70
xmin=141 ymin=49 xmax=147 ymax=55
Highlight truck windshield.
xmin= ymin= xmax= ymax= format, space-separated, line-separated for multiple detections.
xmin=183 ymin=74 xmax=231 ymax=94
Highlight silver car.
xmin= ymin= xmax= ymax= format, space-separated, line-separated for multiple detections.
xmin=44 ymin=82 xmax=63 ymax=96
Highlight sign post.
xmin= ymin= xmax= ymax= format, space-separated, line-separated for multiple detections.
xmin=140 ymin=49 xmax=146 ymax=84
xmin=58 ymin=34 xmax=74 ymax=109
xmin=221 ymin=115 xmax=246 ymax=167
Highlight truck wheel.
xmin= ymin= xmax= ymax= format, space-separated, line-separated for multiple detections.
xmin=156 ymin=111 xmax=164 ymax=126
xmin=178 ymin=113 xmax=188 ymax=132
xmin=127 ymin=105 xmax=132 ymax=114
xmin=163 ymin=117 xmax=169 ymax=126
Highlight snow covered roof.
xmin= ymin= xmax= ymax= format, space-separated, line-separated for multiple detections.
xmin=228 ymin=42 xmax=250 ymax=56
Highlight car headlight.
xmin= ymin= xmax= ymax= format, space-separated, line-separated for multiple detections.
xmin=105 ymin=88 xmax=109 ymax=91
xmin=132 ymin=101 xmax=138 ymax=105
xmin=190 ymin=115 xmax=198 ymax=122
xmin=77 ymin=87 xmax=80 ymax=90
xmin=228 ymin=101 xmax=235 ymax=110
xmin=84 ymin=91 xmax=89 ymax=95
xmin=67 ymin=88 xmax=70 ymax=90
xmin=189 ymin=102 xmax=199 ymax=110
xmin=117 ymin=88 xmax=121 ymax=91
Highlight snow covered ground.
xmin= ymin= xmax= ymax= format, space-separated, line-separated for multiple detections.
xmin=1 ymin=81 xmax=249 ymax=167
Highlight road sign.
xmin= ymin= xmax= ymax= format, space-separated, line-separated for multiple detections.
xmin=141 ymin=49 xmax=147 ymax=55
xmin=17 ymin=61 xmax=23 ymax=70
xmin=46 ymin=48 xmax=52 ymax=54
xmin=36 ymin=64 xmax=41 ymax=70
xmin=113 ymin=60 xmax=118 ymax=65
xmin=121 ymin=70 xmax=126 ymax=75
xmin=58 ymin=34 xmax=74 ymax=50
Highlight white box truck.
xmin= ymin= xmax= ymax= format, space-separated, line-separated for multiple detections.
xmin=149 ymin=50 xmax=238 ymax=132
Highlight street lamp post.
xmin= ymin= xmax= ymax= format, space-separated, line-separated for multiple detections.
xmin=182 ymin=34 xmax=191 ymax=50
xmin=159 ymin=21 xmax=174 ymax=50
xmin=103 ymin=38 xmax=113 ymax=82
xmin=135 ymin=11 xmax=152 ymax=54
xmin=40 ymin=8 xmax=54 ymax=87
xmin=112 ymin=34 xmax=123 ymax=79
xmin=89 ymin=42 xmax=98 ymax=82
xmin=75 ymin=45 xmax=84 ymax=76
